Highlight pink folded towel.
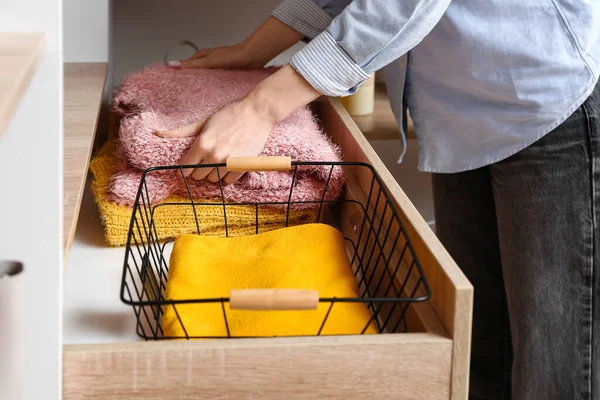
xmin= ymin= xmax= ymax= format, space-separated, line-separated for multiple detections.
xmin=108 ymin=64 xmax=344 ymax=207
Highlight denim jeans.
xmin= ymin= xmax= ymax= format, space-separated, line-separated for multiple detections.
xmin=432 ymin=83 xmax=600 ymax=399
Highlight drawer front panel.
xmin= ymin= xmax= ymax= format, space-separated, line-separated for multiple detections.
xmin=64 ymin=335 xmax=452 ymax=400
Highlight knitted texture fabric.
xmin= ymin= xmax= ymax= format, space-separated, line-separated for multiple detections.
xmin=162 ymin=224 xmax=377 ymax=338
xmin=90 ymin=141 xmax=317 ymax=246
xmin=109 ymin=64 xmax=344 ymax=207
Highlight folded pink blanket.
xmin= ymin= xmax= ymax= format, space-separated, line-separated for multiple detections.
xmin=109 ymin=64 xmax=344 ymax=207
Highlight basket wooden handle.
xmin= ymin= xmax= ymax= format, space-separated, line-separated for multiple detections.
xmin=229 ymin=289 xmax=319 ymax=310
xmin=226 ymin=156 xmax=291 ymax=172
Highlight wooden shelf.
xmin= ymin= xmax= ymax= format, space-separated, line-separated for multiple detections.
xmin=349 ymin=83 xmax=416 ymax=141
xmin=0 ymin=32 xmax=45 ymax=138
xmin=64 ymin=62 xmax=108 ymax=258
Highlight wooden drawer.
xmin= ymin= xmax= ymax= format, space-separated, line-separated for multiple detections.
xmin=63 ymin=98 xmax=473 ymax=400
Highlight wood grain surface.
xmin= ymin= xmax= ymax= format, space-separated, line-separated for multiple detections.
xmin=63 ymin=62 xmax=107 ymax=258
xmin=0 ymin=32 xmax=44 ymax=138
xmin=64 ymin=334 xmax=452 ymax=400
xmin=350 ymin=83 xmax=416 ymax=141
xmin=315 ymin=98 xmax=473 ymax=399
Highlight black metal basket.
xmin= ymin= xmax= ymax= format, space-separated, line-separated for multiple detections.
xmin=120 ymin=159 xmax=431 ymax=340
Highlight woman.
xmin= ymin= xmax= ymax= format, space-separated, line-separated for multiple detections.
xmin=162 ymin=1 xmax=600 ymax=398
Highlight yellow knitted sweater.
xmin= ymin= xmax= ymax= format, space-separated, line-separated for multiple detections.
xmin=89 ymin=142 xmax=316 ymax=246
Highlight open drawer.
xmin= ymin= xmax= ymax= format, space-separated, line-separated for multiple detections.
xmin=63 ymin=97 xmax=473 ymax=399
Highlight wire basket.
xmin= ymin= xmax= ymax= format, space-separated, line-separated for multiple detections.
xmin=120 ymin=156 xmax=431 ymax=340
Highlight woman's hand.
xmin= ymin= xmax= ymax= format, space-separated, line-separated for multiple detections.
xmin=168 ymin=17 xmax=304 ymax=70
xmin=157 ymin=97 xmax=275 ymax=184
xmin=168 ymin=43 xmax=264 ymax=70
xmin=160 ymin=18 xmax=312 ymax=183
xmin=157 ymin=65 xmax=322 ymax=183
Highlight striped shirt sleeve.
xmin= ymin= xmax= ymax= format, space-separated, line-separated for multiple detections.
xmin=290 ymin=32 xmax=371 ymax=97
xmin=289 ymin=0 xmax=451 ymax=97
xmin=271 ymin=0 xmax=334 ymax=39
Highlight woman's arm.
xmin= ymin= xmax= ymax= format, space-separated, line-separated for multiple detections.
xmin=169 ymin=16 xmax=304 ymax=70
xmin=290 ymin=0 xmax=452 ymax=97
xmin=158 ymin=65 xmax=320 ymax=183
xmin=270 ymin=0 xmax=348 ymax=40
xmin=165 ymin=0 xmax=452 ymax=183
xmin=171 ymin=0 xmax=353 ymax=70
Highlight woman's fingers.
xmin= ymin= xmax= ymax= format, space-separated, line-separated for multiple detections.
xmin=181 ymin=51 xmax=236 ymax=69
xmin=155 ymin=119 xmax=210 ymax=176
xmin=163 ymin=96 xmax=274 ymax=182
xmin=156 ymin=118 xmax=207 ymax=139
xmin=223 ymin=171 xmax=245 ymax=184
xmin=180 ymin=57 xmax=215 ymax=69
xmin=189 ymin=47 xmax=220 ymax=60
xmin=207 ymin=166 xmax=228 ymax=183
xmin=167 ymin=57 xmax=214 ymax=70
xmin=191 ymin=155 xmax=218 ymax=181
xmin=179 ymin=144 xmax=204 ymax=177
xmin=167 ymin=43 xmax=252 ymax=70
xmin=167 ymin=48 xmax=216 ymax=69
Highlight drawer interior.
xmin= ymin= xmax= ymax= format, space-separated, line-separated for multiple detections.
xmin=65 ymin=98 xmax=448 ymax=342
xmin=312 ymin=99 xmax=447 ymax=337
xmin=62 ymin=97 xmax=468 ymax=399
xmin=333 ymin=170 xmax=433 ymax=335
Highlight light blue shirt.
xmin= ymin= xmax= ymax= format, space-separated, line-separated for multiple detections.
xmin=272 ymin=0 xmax=600 ymax=173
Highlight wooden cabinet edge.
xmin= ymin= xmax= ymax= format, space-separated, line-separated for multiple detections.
xmin=0 ymin=32 xmax=45 ymax=139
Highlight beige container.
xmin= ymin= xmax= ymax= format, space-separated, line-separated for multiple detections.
xmin=340 ymin=72 xmax=375 ymax=116
xmin=0 ymin=261 xmax=25 ymax=400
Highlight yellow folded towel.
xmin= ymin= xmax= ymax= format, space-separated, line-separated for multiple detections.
xmin=162 ymin=223 xmax=378 ymax=338
xmin=89 ymin=141 xmax=316 ymax=246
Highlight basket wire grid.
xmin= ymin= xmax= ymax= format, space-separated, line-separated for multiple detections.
xmin=120 ymin=161 xmax=431 ymax=340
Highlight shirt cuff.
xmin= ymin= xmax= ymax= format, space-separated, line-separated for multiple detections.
xmin=290 ymin=31 xmax=371 ymax=97
xmin=271 ymin=0 xmax=333 ymax=39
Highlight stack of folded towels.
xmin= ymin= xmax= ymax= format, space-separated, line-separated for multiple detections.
xmin=99 ymin=65 xmax=380 ymax=337
xmin=90 ymin=64 xmax=345 ymax=246
xmin=162 ymin=223 xmax=379 ymax=337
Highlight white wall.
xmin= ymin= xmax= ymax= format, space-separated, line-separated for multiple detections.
xmin=65 ymin=0 xmax=377 ymax=87
xmin=0 ymin=1 xmax=62 ymax=399
xmin=63 ymin=0 xmax=109 ymax=62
